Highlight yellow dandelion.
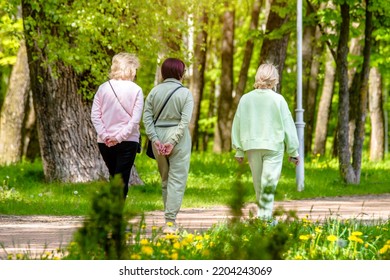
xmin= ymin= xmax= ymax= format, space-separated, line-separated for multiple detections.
xmin=141 ymin=246 xmax=154 ymax=256
xmin=185 ymin=234 xmax=194 ymax=242
xmin=166 ymin=222 xmax=174 ymax=227
xmin=204 ymin=234 xmax=210 ymax=240
xmin=152 ymin=226 xmax=158 ymax=231
xmin=299 ymin=234 xmax=310 ymax=241
xmin=364 ymin=243 xmax=369 ymax=249
xmin=196 ymin=243 xmax=203 ymax=250
xmin=315 ymin=227 xmax=322 ymax=234
xmin=171 ymin=252 xmax=178 ymax=260
xmin=173 ymin=242 xmax=181 ymax=250
xmin=327 ymin=235 xmax=338 ymax=242
xmin=295 ymin=255 xmax=303 ymax=260
xmin=351 ymin=231 xmax=363 ymax=236
xmin=209 ymin=241 xmax=215 ymax=247
xmin=165 ymin=233 xmax=179 ymax=240
xmin=195 ymin=235 xmax=204 ymax=241
xmin=379 ymin=245 xmax=389 ymax=254
xmin=140 ymin=239 xmax=149 ymax=245
xmin=131 ymin=254 xmax=141 ymax=260
xmin=141 ymin=224 xmax=146 ymax=229
xmin=348 ymin=235 xmax=363 ymax=244
xmin=156 ymin=242 xmax=161 ymax=247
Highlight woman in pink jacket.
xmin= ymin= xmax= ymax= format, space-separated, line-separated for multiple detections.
xmin=91 ymin=52 xmax=144 ymax=199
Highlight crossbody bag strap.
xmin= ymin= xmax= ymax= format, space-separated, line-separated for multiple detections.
xmin=153 ymin=85 xmax=183 ymax=124
xmin=108 ymin=80 xmax=132 ymax=117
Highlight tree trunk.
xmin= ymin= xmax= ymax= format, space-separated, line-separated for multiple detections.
xmin=368 ymin=67 xmax=384 ymax=161
xmin=21 ymin=1 xmax=144 ymax=185
xmin=216 ymin=3 xmax=234 ymax=152
xmin=351 ymin=0 xmax=373 ymax=182
xmin=233 ymin=0 xmax=262 ymax=110
xmin=336 ymin=3 xmax=356 ymax=183
xmin=189 ymin=10 xmax=208 ymax=150
xmin=259 ymin=0 xmax=290 ymax=93
xmin=303 ymin=26 xmax=323 ymax=155
xmin=0 ymin=41 xmax=30 ymax=165
xmin=313 ymin=48 xmax=336 ymax=156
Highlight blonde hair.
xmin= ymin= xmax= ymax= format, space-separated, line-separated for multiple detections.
xmin=109 ymin=52 xmax=140 ymax=81
xmin=253 ymin=63 xmax=279 ymax=89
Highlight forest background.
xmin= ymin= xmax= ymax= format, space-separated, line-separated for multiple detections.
xmin=0 ymin=0 xmax=389 ymax=189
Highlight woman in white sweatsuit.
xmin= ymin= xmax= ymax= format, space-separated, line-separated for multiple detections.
xmin=143 ymin=58 xmax=194 ymax=234
xmin=231 ymin=63 xmax=300 ymax=222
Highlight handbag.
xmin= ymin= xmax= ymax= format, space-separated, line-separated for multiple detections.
xmin=108 ymin=81 xmax=141 ymax=153
xmin=146 ymin=84 xmax=183 ymax=159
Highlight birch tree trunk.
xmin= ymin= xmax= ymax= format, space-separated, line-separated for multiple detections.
xmin=313 ymin=48 xmax=336 ymax=156
xmin=0 ymin=41 xmax=30 ymax=165
xmin=368 ymin=67 xmax=385 ymax=161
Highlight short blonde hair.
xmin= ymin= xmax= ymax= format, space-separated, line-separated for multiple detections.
xmin=253 ymin=63 xmax=279 ymax=89
xmin=109 ymin=52 xmax=140 ymax=81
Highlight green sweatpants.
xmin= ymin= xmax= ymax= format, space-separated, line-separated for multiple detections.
xmin=247 ymin=149 xmax=284 ymax=220
xmin=153 ymin=126 xmax=191 ymax=223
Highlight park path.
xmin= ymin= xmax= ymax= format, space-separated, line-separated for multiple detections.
xmin=0 ymin=194 xmax=389 ymax=259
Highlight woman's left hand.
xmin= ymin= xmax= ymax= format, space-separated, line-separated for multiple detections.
xmin=162 ymin=143 xmax=174 ymax=156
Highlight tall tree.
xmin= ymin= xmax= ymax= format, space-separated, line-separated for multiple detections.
xmin=0 ymin=41 xmax=31 ymax=165
xmin=336 ymin=2 xmax=355 ymax=183
xmin=233 ymin=0 xmax=262 ymax=110
xmin=215 ymin=1 xmax=235 ymax=152
xmin=313 ymin=48 xmax=336 ymax=156
xmin=189 ymin=8 xmax=208 ymax=149
xmin=350 ymin=0 xmax=373 ymax=182
xmin=368 ymin=66 xmax=385 ymax=161
xmin=336 ymin=0 xmax=373 ymax=184
xmin=259 ymin=0 xmax=290 ymax=93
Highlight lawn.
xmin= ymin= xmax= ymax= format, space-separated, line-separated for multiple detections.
xmin=0 ymin=152 xmax=389 ymax=215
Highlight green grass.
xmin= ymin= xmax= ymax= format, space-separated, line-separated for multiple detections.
xmin=0 ymin=152 xmax=389 ymax=216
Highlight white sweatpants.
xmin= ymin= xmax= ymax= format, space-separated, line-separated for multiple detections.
xmin=247 ymin=149 xmax=284 ymax=220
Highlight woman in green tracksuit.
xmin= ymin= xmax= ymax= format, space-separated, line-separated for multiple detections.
xmin=143 ymin=58 xmax=194 ymax=234
xmin=231 ymin=63 xmax=300 ymax=222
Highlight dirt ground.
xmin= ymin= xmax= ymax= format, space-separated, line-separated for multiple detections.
xmin=1 ymin=194 xmax=389 ymax=259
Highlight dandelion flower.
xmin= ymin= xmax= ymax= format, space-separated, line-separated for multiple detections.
xmin=351 ymin=231 xmax=363 ymax=236
xmin=173 ymin=242 xmax=181 ymax=250
xmin=327 ymin=235 xmax=338 ymax=242
xmin=141 ymin=246 xmax=154 ymax=256
xmin=299 ymin=234 xmax=310 ymax=241
xmin=379 ymin=245 xmax=388 ymax=255
xmin=171 ymin=252 xmax=178 ymax=260
xmin=140 ymin=239 xmax=149 ymax=245
xmin=131 ymin=254 xmax=141 ymax=260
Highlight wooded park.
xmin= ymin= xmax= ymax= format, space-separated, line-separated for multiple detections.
xmin=0 ymin=0 xmax=389 ymax=186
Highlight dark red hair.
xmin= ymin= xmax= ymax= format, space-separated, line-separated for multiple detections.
xmin=161 ymin=58 xmax=186 ymax=80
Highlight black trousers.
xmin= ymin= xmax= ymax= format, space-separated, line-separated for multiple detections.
xmin=98 ymin=141 xmax=138 ymax=198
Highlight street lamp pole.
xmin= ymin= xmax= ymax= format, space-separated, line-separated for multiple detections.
xmin=296 ymin=0 xmax=305 ymax=191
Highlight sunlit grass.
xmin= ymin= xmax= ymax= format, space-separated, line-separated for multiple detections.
xmin=0 ymin=152 xmax=389 ymax=215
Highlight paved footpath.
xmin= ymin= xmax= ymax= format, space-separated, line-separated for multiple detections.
xmin=0 ymin=194 xmax=389 ymax=259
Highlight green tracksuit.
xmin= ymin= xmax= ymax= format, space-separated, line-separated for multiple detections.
xmin=143 ymin=78 xmax=194 ymax=223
